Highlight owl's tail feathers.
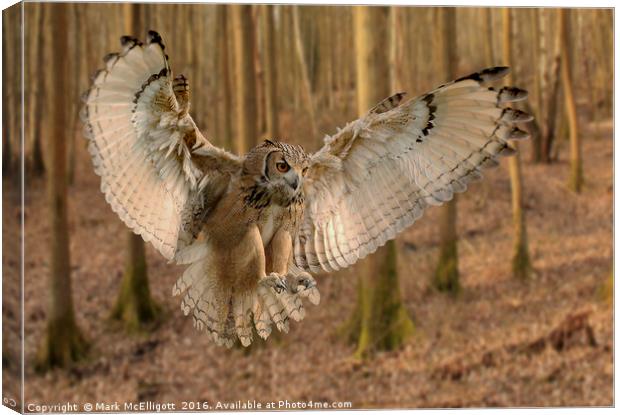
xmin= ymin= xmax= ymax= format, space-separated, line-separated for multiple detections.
xmin=172 ymin=254 xmax=320 ymax=347
xmin=172 ymin=255 xmax=237 ymax=348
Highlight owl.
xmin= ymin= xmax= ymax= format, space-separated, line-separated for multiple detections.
xmin=81 ymin=31 xmax=531 ymax=347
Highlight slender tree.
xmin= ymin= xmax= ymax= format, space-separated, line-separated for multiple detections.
xmin=292 ymin=6 xmax=318 ymax=139
xmin=517 ymin=9 xmax=543 ymax=164
xmin=36 ymin=2 xmax=88 ymax=371
xmin=31 ymin=4 xmax=46 ymax=175
xmin=502 ymin=8 xmax=532 ymax=279
xmin=483 ymin=8 xmax=495 ymax=66
xmin=388 ymin=7 xmax=404 ymax=91
xmin=539 ymin=10 xmax=562 ymax=163
xmin=277 ymin=6 xmax=295 ymax=113
xmin=25 ymin=4 xmax=40 ymax=175
xmin=260 ymin=5 xmax=280 ymax=140
xmin=320 ymin=7 xmax=335 ymax=109
xmin=344 ymin=6 xmax=414 ymax=359
xmin=432 ymin=7 xmax=460 ymax=294
xmin=110 ymin=2 xmax=161 ymax=331
xmin=558 ymin=8 xmax=583 ymax=192
xmin=528 ymin=8 xmax=544 ymax=163
xmin=110 ymin=232 xmax=160 ymax=331
xmin=214 ymin=5 xmax=233 ymax=149
xmin=253 ymin=7 xmax=266 ymax=137
xmin=231 ymin=4 xmax=258 ymax=153
xmin=2 ymin=5 xmax=20 ymax=177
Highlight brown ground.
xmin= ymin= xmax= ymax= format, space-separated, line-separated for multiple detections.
xmin=2 ymin=120 xmax=613 ymax=410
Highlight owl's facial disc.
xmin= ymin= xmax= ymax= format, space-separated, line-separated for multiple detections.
xmin=264 ymin=151 xmax=304 ymax=204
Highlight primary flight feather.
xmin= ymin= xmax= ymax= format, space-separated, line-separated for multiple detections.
xmin=81 ymin=31 xmax=531 ymax=347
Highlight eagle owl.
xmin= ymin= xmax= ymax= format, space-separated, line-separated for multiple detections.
xmin=81 ymin=31 xmax=531 ymax=347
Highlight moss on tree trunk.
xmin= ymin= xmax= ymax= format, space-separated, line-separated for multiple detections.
xmin=509 ymin=148 xmax=533 ymax=280
xmin=35 ymin=314 xmax=88 ymax=372
xmin=600 ymin=271 xmax=613 ymax=304
xmin=433 ymin=198 xmax=460 ymax=294
xmin=512 ymin=229 xmax=532 ymax=280
xmin=343 ymin=241 xmax=414 ymax=359
xmin=109 ymin=232 xmax=160 ymax=332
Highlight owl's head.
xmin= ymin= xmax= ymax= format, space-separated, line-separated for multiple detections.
xmin=243 ymin=140 xmax=310 ymax=207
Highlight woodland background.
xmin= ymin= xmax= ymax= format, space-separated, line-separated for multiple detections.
xmin=2 ymin=2 xmax=614 ymax=410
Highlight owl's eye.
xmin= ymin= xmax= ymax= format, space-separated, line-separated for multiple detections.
xmin=276 ymin=161 xmax=290 ymax=173
xmin=302 ymin=167 xmax=309 ymax=176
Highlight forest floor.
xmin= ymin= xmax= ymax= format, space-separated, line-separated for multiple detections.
xmin=2 ymin=119 xmax=613 ymax=410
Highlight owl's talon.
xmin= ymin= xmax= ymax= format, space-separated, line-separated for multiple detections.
xmin=297 ymin=274 xmax=316 ymax=291
xmin=275 ymin=282 xmax=286 ymax=294
xmin=260 ymin=273 xmax=288 ymax=294
xmin=299 ymin=286 xmax=321 ymax=305
xmin=286 ymin=273 xmax=320 ymax=305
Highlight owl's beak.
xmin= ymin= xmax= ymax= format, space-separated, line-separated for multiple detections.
xmin=286 ymin=175 xmax=299 ymax=191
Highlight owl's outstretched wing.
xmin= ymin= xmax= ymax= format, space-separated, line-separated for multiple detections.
xmin=296 ymin=67 xmax=531 ymax=273
xmin=81 ymin=31 xmax=240 ymax=261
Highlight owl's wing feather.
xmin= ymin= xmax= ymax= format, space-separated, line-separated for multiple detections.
xmin=82 ymin=31 xmax=240 ymax=261
xmin=297 ymin=67 xmax=531 ymax=273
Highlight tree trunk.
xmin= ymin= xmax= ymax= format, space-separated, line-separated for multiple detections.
xmin=433 ymin=196 xmax=460 ymax=292
xmin=253 ymin=8 xmax=266 ymax=137
xmin=231 ymin=4 xmax=258 ymax=153
xmin=109 ymin=3 xmax=161 ymax=331
xmin=388 ymin=7 xmax=404 ymax=91
xmin=502 ymin=7 xmax=532 ymax=280
xmin=529 ymin=8 xmax=543 ymax=163
xmin=292 ymin=6 xmax=319 ymax=139
xmin=322 ymin=9 xmax=335 ymax=109
xmin=25 ymin=4 xmax=40 ymax=175
xmin=2 ymin=6 xmax=19 ymax=178
xmin=32 ymin=3 xmax=46 ymax=176
xmin=66 ymin=3 xmax=79 ymax=185
xmin=559 ymin=8 xmax=583 ymax=192
xmin=344 ymin=6 xmax=414 ymax=359
xmin=433 ymin=7 xmax=460 ymax=294
xmin=215 ymin=5 xmax=233 ymax=149
xmin=260 ymin=5 xmax=279 ymax=140
xmin=36 ymin=2 xmax=88 ymax=371
xmin=483 ymin=8 xmax=494 ymax=66
xmin=540 ymin=10 xmax=562 ymax=163
xmin=110 ymin=232 xmax=160 ymax=331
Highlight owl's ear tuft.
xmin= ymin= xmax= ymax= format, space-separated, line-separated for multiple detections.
xmin=263 ymin=139 xmax=276 ymax=146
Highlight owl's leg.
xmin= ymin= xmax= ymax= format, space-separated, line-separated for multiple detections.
xmin=255 ymin=228 xmax=315 ymax=332
xmin=262 ymin=227 xmax=292 ymax=293
xmin=264 ymin=228 xmax=320 ymax=305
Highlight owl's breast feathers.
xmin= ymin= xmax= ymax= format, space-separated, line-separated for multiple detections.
xmin=240 ymin=181 xmax=305 ymax=238
xmin=242 ymin=182 xmax=273 ymax=209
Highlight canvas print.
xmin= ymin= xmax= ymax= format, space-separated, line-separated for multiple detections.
xmin=2 ymin=1 xmax=613 ymax=411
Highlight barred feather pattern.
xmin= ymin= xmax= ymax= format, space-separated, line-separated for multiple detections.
xmin=296 ymin=67 xmax=531 ymax=273
xmin=81 ymin=31 xmax=239 ymax=260
xmin=172 ymin=244 xmax=306 ymax=347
